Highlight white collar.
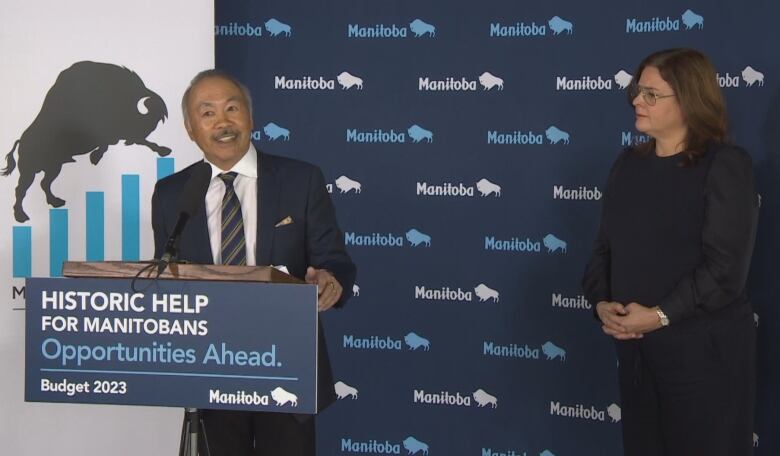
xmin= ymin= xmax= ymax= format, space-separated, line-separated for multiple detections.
xmin=205 ymin=143 xmax=258 ymax=179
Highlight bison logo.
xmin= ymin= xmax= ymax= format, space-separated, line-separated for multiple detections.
xmin=478 ymin=72 xmax=504 ymax=91
xmin=270 ymin=386 xmax=298 ymax=406
xmin=409 ymin=19 xmax=435 ymax=37
xmin=402 ymin=436 xmax=429 ymax=455
xmin=405 ymin=228 xmax=431 ymax=247
xmin=3 ymin=61 xmax=170 ymax=222
xmin=474 ymin=283 xmax=499 ymax=302
xmin=334 ymin=175 xmax=362 ymax=194
xmin=337 ymin=71 xmax=364 ymax=90
xmin=548 ymin=16 xmax=574 ymax=35
xmin=545 ymin=126 xmax=570 ymax=145
xmin=264 ymin=18 xmax=292 ymax=37
xmin=543 ymin=233 xmax=567 ymax=253
xmin=472 ymin=388 xmax=498 ymax=408
xmin=263 ymin=122 xmax=290 ymax=141
xmin=404 ymin=332 xmax=430 ymax=351
xmin=407 ymin=124 xmax=433 ymax=143
xmin=475 ymin=178 xmax=501 ymax=197
xmin=741 ymin=66 xmax=765 ymax=87
xmin=681 ymin=9 xmax=704 ymax=30
xmin=334 ymin=381 xmax=359 ymax=400
xmin=607 ymin=403 xmax=622 ymax=422
xmin=614 ymin=70 xmax=633 ymax=90
xmin=541 ymin=341 xmax=566 ymax=361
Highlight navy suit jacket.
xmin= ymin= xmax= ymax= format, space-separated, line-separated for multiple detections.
xmin=151 ymin=150 xmax=356 ymax=413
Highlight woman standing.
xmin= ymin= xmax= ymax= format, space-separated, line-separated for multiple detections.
xmin=583 ymin=48 xmax=759 ymax=455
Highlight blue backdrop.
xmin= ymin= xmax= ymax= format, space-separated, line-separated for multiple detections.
xmin=214 ymin=1 xmax=779 ymax=454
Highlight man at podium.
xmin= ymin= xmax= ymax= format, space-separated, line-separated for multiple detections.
xmin=151 ymin=69 xmax=357 ymax=455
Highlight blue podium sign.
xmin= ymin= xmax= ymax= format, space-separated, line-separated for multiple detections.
xmin=25 ymin=277 xmax=319 ymax=413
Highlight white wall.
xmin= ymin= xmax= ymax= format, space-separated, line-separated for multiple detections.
xmin=0 ymin=1 xmax=213 ymax=453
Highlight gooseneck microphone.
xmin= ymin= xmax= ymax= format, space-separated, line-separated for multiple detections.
xmin=157 ymin=161 xmax=212 ymax=274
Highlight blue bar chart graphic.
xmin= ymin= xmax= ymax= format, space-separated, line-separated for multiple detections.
xmin=11 ymin=158 xmax=174 ymax=278
xmin=12 ymin=227 xmax=31 ymax=278
xmin=49 ymin=209 xmax=67 ymax=277
xmin=86 ymin=192 xmax=104 ymax=262
xmin=122 ymin=175 xmax=139 ymax=261
xmin=157 ymin=157 xmax=174 ymax=181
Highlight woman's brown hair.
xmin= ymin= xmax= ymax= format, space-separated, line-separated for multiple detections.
xmin=629 ymin=48 xmax=728 ymax=165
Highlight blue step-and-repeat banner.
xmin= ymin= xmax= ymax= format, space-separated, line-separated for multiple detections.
xmin=215 ymin=1 xmax=779 ymax=455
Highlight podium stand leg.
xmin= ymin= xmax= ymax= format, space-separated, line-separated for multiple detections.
xmin=179 ymin=408 xmax=210 ymax=456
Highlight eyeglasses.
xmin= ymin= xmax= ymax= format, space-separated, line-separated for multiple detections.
xmin=629 ymin=84 xmax=676 ymax=106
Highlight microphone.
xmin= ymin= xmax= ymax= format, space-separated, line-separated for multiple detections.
xmin=157 ymin=161 xmax=212 ymax=274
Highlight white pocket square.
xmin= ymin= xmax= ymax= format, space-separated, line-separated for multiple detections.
xmin=275 ymin=216 xmax=293 ymax=227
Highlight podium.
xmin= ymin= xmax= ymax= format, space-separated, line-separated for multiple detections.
xmin=24 ymin=261 xmax=320 ymax=454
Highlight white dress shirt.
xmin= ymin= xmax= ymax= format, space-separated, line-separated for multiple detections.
xmin=203 ymin=144 xmax=258 ymax=266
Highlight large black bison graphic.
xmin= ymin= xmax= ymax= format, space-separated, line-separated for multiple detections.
xmin=3 ymin=61 xmax=171 ymax=222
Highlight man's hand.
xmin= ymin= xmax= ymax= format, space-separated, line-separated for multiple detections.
xmin=596 ymin=301 xmax=642 ymax=340
xmin=596 ymin=301 xmax=664 ymax=340
xmin=615 ymin=302 xmax=663 ymax=335
xmin=305 ymin=267 xmax=343 ymax=312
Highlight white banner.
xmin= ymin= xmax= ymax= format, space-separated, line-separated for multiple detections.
xmin=0 ymin=1 xmax=213 ymax=453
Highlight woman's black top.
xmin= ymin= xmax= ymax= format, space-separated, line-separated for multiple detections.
xmin=582 ymin=143 xmax=758 ymax=323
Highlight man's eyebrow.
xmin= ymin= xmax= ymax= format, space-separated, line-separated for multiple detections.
xmin=197 ymin=97 xmax=242 ymax=109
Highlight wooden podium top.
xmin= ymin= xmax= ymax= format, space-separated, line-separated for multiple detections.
xmin=61 ymin=261 xmax=304 ymax=284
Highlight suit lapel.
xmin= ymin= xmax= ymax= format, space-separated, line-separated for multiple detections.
xmin=184 ymin=161 xmax=215 ymax=265
xmin=190 ymin=201 xmax=214 ymax=265
xmin=257 ymin=152 xmax=279 ymax=266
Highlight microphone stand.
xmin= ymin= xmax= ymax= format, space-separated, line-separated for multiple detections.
xmin=160 ymin=161 xmax=213 ymax=455
xmin=179 ymin=408 xmax=210 ymax=456
xmin=170 ymin=240 xmax=209 ymax=456
xmin=158 ymin=212 xmax=191 ymax=275
xmin=157 ymin=245 xmax=209 ymax=456
xmin=157 ymin=249 xmax=209 ymax=456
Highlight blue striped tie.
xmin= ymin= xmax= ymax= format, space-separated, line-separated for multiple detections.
xmin=219 ymin=172 xmax=247 ymax=265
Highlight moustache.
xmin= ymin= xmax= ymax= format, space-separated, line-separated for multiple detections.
xmin=214 ymin=128 xmax=240 ymax=140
